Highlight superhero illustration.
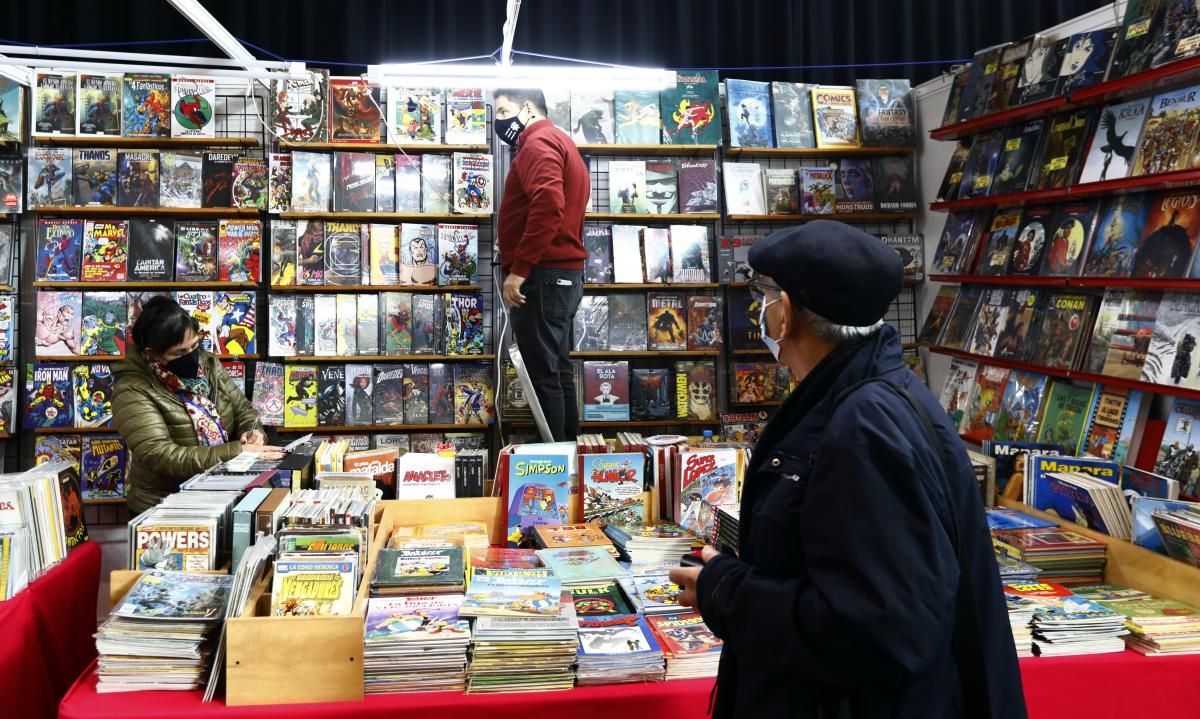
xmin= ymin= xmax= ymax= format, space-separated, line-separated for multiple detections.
xmin=31 ymin=159 xmax=68 ymax=205
xmin=671 ymin=100 xmax=715 ymax=140
xmin=80 ymin=311 xmax=126 ymax=357
xmin=330 ymin=79 xmax=381 ymax=142
xmin=457 ymin=382 xmax=493 ymax=425
xmin=123 ymin=78 xmax=170 ymax=136
xmin=440 ymin=231 xmax=477 ymax=284
xmin=214 ymin=293 xmax=256 ymax=356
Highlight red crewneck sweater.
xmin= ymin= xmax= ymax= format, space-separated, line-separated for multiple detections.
xmin=498 ymin=119 xmax=590 ymax=278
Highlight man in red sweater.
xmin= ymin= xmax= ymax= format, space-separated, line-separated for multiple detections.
xmin=495 ymin=88 xmax=591 ymax=440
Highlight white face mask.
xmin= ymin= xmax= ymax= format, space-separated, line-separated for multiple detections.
xmin=759 ymin=296 xmax=782 ymax=361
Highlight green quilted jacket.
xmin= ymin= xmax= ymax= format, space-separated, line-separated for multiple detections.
xmin=112 ymin=344 xmax=262 ymax=514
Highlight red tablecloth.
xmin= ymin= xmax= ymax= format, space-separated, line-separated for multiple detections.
xmin=58 ymin=648 xmax=1200 ymax=719
xmin=0 ymin=541 xmax=101 ymax=719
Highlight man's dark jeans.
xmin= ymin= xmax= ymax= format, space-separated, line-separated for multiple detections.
xmin=510 ymin=267 xmax=584 ymax=441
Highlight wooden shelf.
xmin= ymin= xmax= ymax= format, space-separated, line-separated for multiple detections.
xmin=34 ymin=206 xmax=260 ymax=218
xmin=583 ymin=282 xmax=719 ymax=290
xmin=277 ymin=142 xmax=490 ymax=153
xmin=83 ymin=497 xmax=126 ymax=506
xmin=723 ymin=146 xmax=914 ymax=158
xmin=280 ymin=354 xmax=495 ymax=363
xmin=586 ymin=212 xmax=720 ymax=222
xmin=275 ymin=423 xmax=486 ymax=433
xmin=726 ymin=212 xmax=917 ymax=223
xmin=34 ymin=426 xmax=115 ymax=435
xmin=928 ymin=274 xmax=1200 ymax=291
xmin=0 ymin=432 xmax=12 ymax=440
xmin=510 ymin=419 xmax=721 ymax=429
xmin=730 ymin=400 xmax=784 ymax=407
xmin=34 ymin=135 xmax=259 ymax=149
xmin=570 ymin=350 xmax=720 ymax=358
xmin=34 ymin=281 xmax=259 ymax=290
xmin=37 ymin=354 xmax=255 ymax=362
xmin=269 ymin=284 xmax=480 ymax=293
xmin=277 ymin=211 xmax=490 ymax=222
xmin=575 ymin=144 xmax=717 ymax=156
xmin=731 ymin=348 xmax=772 ymax=356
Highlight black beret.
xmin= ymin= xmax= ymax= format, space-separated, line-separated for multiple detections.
xmin=747 ymin=220 xmax=903 ymax=326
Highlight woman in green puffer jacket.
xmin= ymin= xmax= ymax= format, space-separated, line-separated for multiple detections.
xmin=112 ymin=296 xmax=282 ymax=514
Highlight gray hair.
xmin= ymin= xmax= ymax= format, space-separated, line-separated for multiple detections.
xmin=798 ymin=307 xmax=885 ymax=343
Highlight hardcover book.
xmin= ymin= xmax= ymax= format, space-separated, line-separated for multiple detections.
xmin=1032 ymin=292 xmax=1093 ymax=370
xmin=571 ymin=91 xmax=615 ymax=144
xmin=647 ymin=292 xmax=687 ymax=351
xmin=437 ymin=224 xmax=479 ymax=286
xmin=856 ymin=79 xmax=915 ymax=147
xmin=810 ymin=85 xmax=859 ymax=148
xmin=32 ymin=72 xmax=75 ymax=136
xmin=678 ymin=159 xmax=718 ymax=214
xmin=329 ymin=77 xmax=382 ymax=143
xmin=159 ymin=149 xmax=202 ymax=208
xmin=1032 ymin=109 xmax=1093 ymax=191
xmin=645 ymin=160 xmax=679 ymax=214
xmin=200 ymin=151 xmax=236 ymax=208
xmin=873 ymin=155 xmax=917 ymax=213
xmin=1134 ymin=189 xmax=1200 ymax=278
xmin=127 ymin=219 xmax=173 ymax=282
xmin=1079 ymin=98 xmax=1150 ymax=184
xmin=1132 ymin=85 xmax=1200 ymax=176
xmin=451 ymin=152 xmax=492 ymax=214
xmin=445 ymin=87 xmax=486 ymax=145
xmin=1093 ymin=289 xmax=1162 ymax=380
xmin=35 ymin=219 xmax=84 ymax=282
xmin=174 ymin=220 xmax=217 ymax=282
xmin=269 ymin=70 xmax=328 ymax=143
xmin=583 ymin=361 xmax=631 ymax=422
xmin=614 ymin=89 xmax=661 ymax=144
xmin=991 ymin=120 xmax=1044 ymax=196
xmin=386 ymin=87 xmax=442 ymax=144
xmin=726 ymin=78 xmax=774 ymax=148
xmin=81 ymin=220 xmax=128 ymax=282
xmin=659 ymin=70 xmax=722 ymax=145
xmin=169 ymin=75 xmax=215 ymax=138
xmin=290 ymin=151 xmax=331 ymax=212
xmin=1009 ymin=206 xmax=1056 ymax=276
xmin=324 ymin=221 xmax=364 ymax=286
xmin=72 ymin=148 xmax=117 ymax=206
xmin=121 ymin=73 xmax=169 ymax=137
xmin=218 ymin=219 xmax=262 ymax=283
xmin=1084 ymin=194 xmax=1150 ymax=278
xmin=1109 ymin=0 xmax=1168 ymax=79
xmin=1041 ymin=201 xmax=1100 ymax=276
xmin=976 ymin=208 xmax=1024 ymax=275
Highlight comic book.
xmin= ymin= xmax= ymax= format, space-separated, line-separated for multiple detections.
xmin=296 ymin=219 xmax=325 ymax=285
xmin=722 ymin=162 xmax=765 ymax=215
xmin=386 ymin=87 xmax=442 ymax=145
xmin=1032 ymin=109 xmax=1094 ymax=191
xmin=333 ymin=151 xmax=375 ymax=213
xmin=445 ymin=87 xmax=486 ymax=145
xmin=174 ymin=220 xmax=217 ymax=282
xmin=0 ymin=295 xmax=12 ymax=365
xmin=668 ymin=226 xmax=710 ymax=282
xmin=283 ymin=365 xmax=319 ymax=428
xmin=428 ymin=363 xmax=455 ymax=425
xmin=120 ymin=72 xmax=169 ymax=137
xmin=0 ymin=78 xmax=21 ymax=143
xmin=27 ymin=146 xmax=72 ymax=207
xmin=799 ymin=166 xmax=835 ymax=215
xmin=936 ymin=141 xmax=972 ymax=203
xmin=393 ymin=154 xmax=421 ymax=213
xmin=715 ymin=234 xmax=759 ymax=285
xmin=733 ymin=362 xmax=766 ymax=404
xmin=222 ymin=360 xmax=246 ymax=396
xmin=329 ymin=77 xmax=382 ymax=143
xmin=81 ymin=220 xmax=128 ymax=282
xmin=583 ymin=361 xmax=630 ymax=422
xmin=726 ymin=79 xmax=774 ymax=148
xmin=932 ymin=211 xmax=985 ymax=275
xmin=116 ymin=149 xmax=158 ymax=207
xmin=336 ymin=293 xmax=357 ymax=357
xmin=992 ymin=371 xmax=1049 ymax=443
xmin=938 ymin=286 xmax=986 ymax=351
xmin=614 ymin=89 xmax=661 ymax=144
xmin=1041 ymin=201 xmax=1100 ymax=277
xmin=763 ymin=168 xmax=798 ymax=215
xmin=584 ymin=224 xmax=614 ymax=284
xmin=678 ymin=159 xmax=718 ymax=214
xmin=212 ymin=292 xmax=256 ymax=356
xmin=573 ymin=296 xmax=609 ymax=352
xmin=261 ymin=153 xmax=292 ymax=215
xmin=341 ymin=363 xmax=373 ymax=426
xmin=0 ymin=158 xmax=21 ymax=214
xmin=725 ymin=289 xmax=760 ymax=352
xmin=421 ymin=153 xmax=452 ymax=213
xmin=1094 ymin=289 xmax=1163 ymax=380
xmin=1109 ymin=0 xmax=1168 ymax=79
xmin=958 ymin=130 xmax=1004 ymax=200
xmin=250 ymin=362 xmax=285 ymax=426
xmin=687 ymin=296 xmax=723 ymax=351
xmin=504 ymin=456 xmax=570 ymax=547
xmin=769 ymin=81 xmax=815 ymax=149
xmin=399 ymin=224 xmax=438 ymax=285
xmin=641 ymin=228 xmax=671 ymax=283
xmin=71 ymin=148 xmax=116 ymax=207
xmin=35 ymin=219 xmax=83 ymax=282
xmin=368 ymin=154 xmax=395 ymax=213
xmin=411 ymin=294 xmax=441 ymax=355
xmin=965 ymin=288 xmax=1010 ymax=358
xmin=1015 ymin=37 xmax=1067 ymax=106
xmin=372 ymin=365 xmax=405 ymax=425
xmin=856 ymin=79 xmax=915 ymax=147
xmin=974 ymin=208 xmax=1021 ymax=276
xmin=811 ymin=85 xmax=859 ymax=148
xmin=1141 ymin=290 xmax=1200 ymax=388
xmin=34 ymin=435 xmax=82 ymax=474
xmin=675 ymin=361 xmax=717 ymax=422
xmin=678 ymin=448 xmax=738 ymax=538
xmin=1078 ymin=98 xmax=1149 ymax=185
xmin=630 ymin=368 xmax=672 ymax=421
xmin=316 ymin=365 xmax=345 ymax=427
xmin=991 ymin=120 xmax=1045 ymax=196
xmin=874 ymin=155 xmax=917 ymax=213
xmin=324 ymin=221 xmax=364 ymax=286
xmin=401 ymin=362 xmax=429 ymax=425
xmin=1132 ymin=85 xmax=1200 ymax=177
xmin=648 ymin=292 xmax=687 ymax=351
xmin=79 ymin=292 xmax=126 ymax=357
xmin=218 ymin=219 xmax=262 ymax=283
xmin=962 ymin=365 xmax=1011 ymax=444
xmin=445 ymin=292 xmax=485 ymax=355
xmin=450 ymin=152 xmax=493 ymax=215
xmin=168 ymin=75 xmax=215 ymax=138
xmin=1134 ymin=189 xmax=1200 ymax=278
xmin=381 ymin=292 xmax=412 ymax=355
xmin=987 ymin=40 xmax=1033 ymax=114
xmin=268 ymin=295 xmax=296 ymax=357
xmin=1083 ymin=386 xmax=1148 ymax=463
xmin=436 ymin=224 xmax=478 ymax=286
xmin=608 ymin=293 xmax=649 ymax=352
xmin=80 ymin=434 xmax=125 ymax=499
xmin=939 ymin=358 xmax=979 ymax=431
xmin=32 ymin=71 xmax=76 ymax=136
xmin=994 ymin=288 xmax=1045 ymax=362
xmin=1083 ymin=194 xmax=1149 ymax=278
xmin=290 ymin=151 xmax=331 ymax=212
xmin=453 ymin=362 xmax=494 ymax=426
xmin=71 ymin=362 xmax=113 ymax=428
xmin=1035 ymin=382 xmax=1099 ymax=455
xmin=958 ymin=45 xmax=1007 ymax=121
xmin=1155 ymin=397 xmax=1200 ymax=499
xmin=269 ymin=220 xmax=297 ymax=286
xmin=572 ymin=90 xmax=615 ymax=144
xmin=918 ymin=286 xmax=959 ymax=346
xmin=1031 ymin=292 xmax=1093 ymax=370
xmin=645 ymin=160 xmax=679 ymax=214
xmin=659 ymin=70 xmax=722 ymax=145
xmin=294 ymin=295 xmax=315 ymax=356
xmin=269 ymin=70 xmax=328 ymax=144
xmin=158 ymin=149 xmax=202 ymax=208
xmin=231 ymin=157 xmax=267 ymax=210
xmin=25 ymin=363 xmax=73 ymax=429
xmin=1009 ymin=206 xmax=1055 ymax=276
xmin=360 ymin=293 xmax=381 ymax=355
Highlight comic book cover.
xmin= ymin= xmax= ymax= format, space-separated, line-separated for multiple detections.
xmin=70 ymin=362 xmax=113 ymax=428
xmin=669 ymin=225 xmax=711 ymax=282
xmin=436 ymin=224 xmax=478 ymax=286
xmin=679 ymin=448 xmax=738 ymax=538
xmin=70 ymin=148 xmax=115 ymax=207
xmin=975 ymin=208 xmax=1022 ymax=276
xmin=283 ymin=365 xmax=318 ymax=428
xmin=723 ymin=162 xmax=765 ymax=215
xmin=296 ymin=219 xmax=325 ymax=285
xmin=648 ymin=292 xmax=687 ymax=351
xmin=732 ymin=362 xmax=766 ymax=404
xmin=0 ymin=295 xmax=12 ymax=365
xmin=1078 ymin=98 xmax=1148 ymax=185
xmin=451 ymin=152 xmax=492 ymax=215
xmin=1057 ymin=29 xmax=1118 ymax=94
xmin=678 ymin=159 xmax=718 ymax=214
xmin=940 ymin=66 xmax=968 ymax=126
xmin=1154 ymin=1 xmax=1200 ymax=67
xmin=810 ymin=85 xmax=859 ymax=148
xmin=628 ymin=368 xmax=671 ymax=421
xmin=453 ymin=362 xmax=494 ymax=426
xmin=372 ymin=365 xmax=405 ymax=425
xmin=610 ymin=225 xmax=645 ymax=283
xmin=767 ymin=82 xmax=815 ymax=149
xmin=249 ymin=362 xmax=284 ymax=426
xmin=1083 ymin=386 xmax=1146 ymax=462
xmin=1015 ymin=37 xmax=1067 ymax=106
xmin=335 ymin=293 xmax=357 ymax=356
xmin=387 ymin=87 xmax=442 ymax=144
xmin=932 ymin=211 xmax=985 ymax=274
xmin=126 ymin=291 xmax=170 ymax=335
xmin=660 ymin=70 xmax=722 ymax=145
xmin=358 ymin=295 xmax=382 ymax=357
xmin=687 ymin=295 xmax=723 ymax=350
xmin=371 ymin=154 xmax=395 ymax=213
xmin=936 ymin=141 xmax=972 ymax=203
xmin=25 ymin=363 xmax=73 ymax=429
xmin=985 ymin=40 xmax=1030 ymax=114
xmin=401 ymin=362 xmax=429 ymax=425
xmin=608 ymin=293 xmax=648 ymax=352
xmin=231 ymin=157 xmax=267 ymax=209
xmin=398 ymin=224 xmax=438 ymax=285
xmin=726 ymin=79 xmax=774 ymax=148
xmin=1132 ymin=85 xmax=1200 ymax=176
xmin=1134 ymin=189 xmax=1200 ymax=278
xmin=962 ymin=365 xmax=1011 ymax=444
xmin=368 ymin=224 xmax=399 ymax=286
xmin=581 ymin=452 xmax=643 ymax=525
xmin=1096 ymin=289 xmax=1163 ymax=380
xmin=0 ymin=78 xmax=22 ymax=142
xmin=174 ymin=220 xmax=217 ymax=282
xmin=171 ymin=291 xmax=213 ymax=351
xmin=873 ymin=155 xmax=917 ymax=213
xmin=614 ymin=89 xmax=661 ymax=144
xmin=196 ymin=150 xmax=232 ymax=208
xmin=270 ymin=219 xmax=297 ymax=286
xmin=1109 ymin=1 xmax=1168 ymax=79
xmin=1009 ymin=206 xmax=1056 ymax=276
xmin=1141 ymin=290 xmax=1200 ymax=387
xmin=116 ymin=149 xmax=158 ymax=207
xmin=157 ymin=149 xmax=202 ymax=208
xmin=428 ymin=363 xmax=455 ymax=425
xmin=167 ymin=75 xmax=215 ymax=138
xmin=1032 ymin=109 xmax=1094 ymax=191
xmin=832 ymin=157 xmax=875 ymax=212
xmin=1155 ymin=397 xmax=1200 ymax=499
xmin=763 ymin=168 xmax=798 ymax=215
xmin=991 ymin=120 xmax=1045 ymax=196
xmin=725 ymin=289 xmax=760 ymax=352
xmin=573 ymin=296 xmax=609 ymax=352
xmin=329 ymin=77 xmax=381 ymax=143
xmin=324 ymin=221 xmax=364 ymax=286
xmin=444 ymin=87 xmax=486 ymax=145
xmin=938 ymin=358 xmax=979 ymax=431
xmin=571 ymin=90 xmax=615 ymax=144
xmin=212 ymin=292 xmax=255 ymax=356
xmin=218 ymin=218 xmax=262 ymax=283
xmin=290 ymin=151 xmax=331 ymax=212
xmin=421 ymin=153 xmax=452 ymax=214
xmin=80 ymin=434 xmax=125 ymax=499
xmin=266 ymin=153 xmax=293 ymax=214
xmin=965 ymin=288 xmax=1010 ymax=358
xmin=641 ymin=228 xmax=671 ymax=282
xmin=221 ymin=360 xmax=246 ymax=396
xmin=32 ymin=71 xmax=75 ymax=136
xmin=504 ymin=458 xmax=569 ymax=547
xmin=995 ymin=288 xmax=1045 ymax=362
xmin=120 ymin=72 xmax=169 ymax=137
xmin=445 ymin=292 xmax=485 ymax=356
xmin=958 ymin=45 xmax=1006 ymax=121
xmin=939 ymin=286 xmax=986 ymax=351
xmin=0 ymin=157 xmax=21 ymax=214
xmin=992 ymin=371 xmax=1050 ymax=443
xmin=333 ymin=151 xmax=375 ymax=213
xmin=798 ymin=166 xmax=835 ymax=215
xmin=294 ymin=295 xmax=314 ymax=355
xmin=268 ymin=295 xmax=296 ymax=357
xmin=394 ymin=154 xmax=421 ymax=213
xmin=35 ymin=219 xmax=83 ymax=282
xmin=1031 ymin=292 xmax=1092 ymax=370
xmin=918 ymin=286 xmax=959 ymax=346
xmin=269 ymin=70 xmax=328 ymax=144
xmin=342 ymin=363 xmax=373 ymax=426
xmin=27 ymin=147 xmax=72 ymax=206
xmin=958 ymin=130 xmax=1004 ymax=200
xmin=0 ymin=226 xmax=12 ymax=286
xmin=410 ymin=294 xmax=440 ymax=355
xmin=79 ymin=292 xmax=126 ymax=357
xmin=81 ymin=220 xmax=128 ymax=282
xmin=1083 ymin=194 xmax=1149 ymax=278
xmin=316 ymin=365 xmax=345 ymax=427
xmin=715 ymin=234 xmax=759 ymax=285
xmin=584 ymin=224 xmax=614 ymax=284
xmin=1042 ymin=201 xmax=1100 ymax=276
xmin=856 ymin=79 xmax=915 ymax=147
xmin=583 ymin=361 xmax=630 ymax=422
xmin=645 ymin=160 xmax=679 ymax=214
xmin=675 ymin=360 xmax=717 ymax=421
xmin=34 ymin=435 xmax=81 ymax=475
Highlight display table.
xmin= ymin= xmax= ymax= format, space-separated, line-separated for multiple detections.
xmin=0 ymin=541 xmax=101 ymax=719
xmin=59 ymin=648 xmax=1200 ymax=719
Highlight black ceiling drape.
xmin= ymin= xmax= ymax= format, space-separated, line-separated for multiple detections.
xmin=7 ymin=0 xmax=1114 ymax=84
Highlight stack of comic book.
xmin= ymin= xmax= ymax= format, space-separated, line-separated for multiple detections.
xmin=647 ymin=611 xmax=723 ymax=679
xmin=603 ymin=522 xmax=697 ymax=564
xmin=620 ymin=573 xmax=687 ymax=616
xmin=362 ymin=594 xmax=471 ymax=693
xmin=575 ymin=614 xmax=665 ymax=686
xmin=95 ymin=570 xmax=233 ymax=692
xmin=1004 ymin=581 xmax=1128 ymax=657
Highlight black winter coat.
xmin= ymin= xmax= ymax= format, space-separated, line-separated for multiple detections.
xmin=696 ymin=326 xmax=1027 ymax=718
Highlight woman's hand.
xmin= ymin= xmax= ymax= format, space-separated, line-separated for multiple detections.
xmin=241 ymin=442 xmax=284 ymax=460
xmin=240 ymin=429 xmax=267 ymax=445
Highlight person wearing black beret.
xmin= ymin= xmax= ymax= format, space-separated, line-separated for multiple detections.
xmin=670 ymin=220 xmax=1027 ymax=719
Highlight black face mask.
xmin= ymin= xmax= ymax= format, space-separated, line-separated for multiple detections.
xmin=494 ymin=109 xmax=528 ymax=146
xmin=164 ymin=348 xmax=202 ymax=379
